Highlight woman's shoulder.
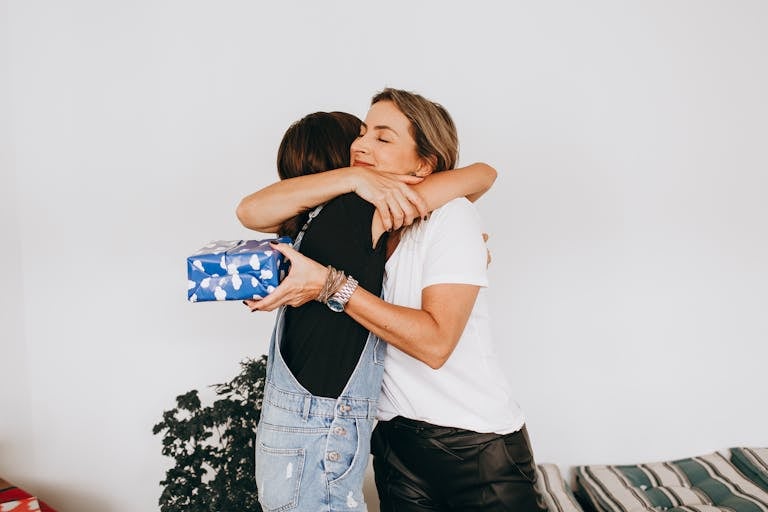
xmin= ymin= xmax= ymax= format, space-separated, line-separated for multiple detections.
xmin=400 ymin=198 xmax=481 ymax=245
xmin=430 ymin=197 xmax=479 ymax=223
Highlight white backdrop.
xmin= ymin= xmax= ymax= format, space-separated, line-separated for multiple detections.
xmin=2 ymin=1 xmax=767 ymax=511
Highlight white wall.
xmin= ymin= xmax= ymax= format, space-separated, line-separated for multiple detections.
xmin=2 ymin=1 xmax=766 ymax=511
xmin=1 ymin=0 xmax=34 ymax=484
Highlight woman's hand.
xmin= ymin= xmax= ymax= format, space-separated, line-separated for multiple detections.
xmin=483 ymin=232 xmax=492 ymax=267
xmin=244 ymin=242 xmax=329 ymax=312
xmin=348 ymin=167 xmax=428 ymax=231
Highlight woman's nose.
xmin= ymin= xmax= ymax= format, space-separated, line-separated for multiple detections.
xmin=351 ymin=136 xmax=368 ymax=154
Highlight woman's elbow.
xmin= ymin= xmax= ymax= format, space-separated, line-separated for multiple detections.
xmin=236 ymin=199 xmax=265 ymax=230
xmin=480 ymin=163 xmax=498 ymax=188
xmin=425 ymin=355 xmax=449 ymax=370
xmin=235 ymin=199 xmax=250 ymax=226
xmin=423 ymin=341 xmax=459 ymax=370
xmin=465 ymin=163 xmax=498 ymax=202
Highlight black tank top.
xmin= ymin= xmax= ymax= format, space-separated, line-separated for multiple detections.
xmin=280 ymin=193 xmax=387 ymax=398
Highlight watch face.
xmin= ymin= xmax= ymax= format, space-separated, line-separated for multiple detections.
xmin=327 ymin=299 xmax=344 ymax=312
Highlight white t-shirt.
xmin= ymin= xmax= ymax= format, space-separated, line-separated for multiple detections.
xmin=377 ymin=198 xmax=525 ymax=434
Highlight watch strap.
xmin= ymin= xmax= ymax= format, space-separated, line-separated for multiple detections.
xmin=327 ymin=276 xmax=358 ymax=310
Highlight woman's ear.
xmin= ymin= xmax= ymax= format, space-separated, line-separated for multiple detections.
xmin=415 ymin=155 xmax=437 ymax=177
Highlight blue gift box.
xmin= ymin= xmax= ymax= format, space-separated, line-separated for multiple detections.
xmin=187 ymin=237 xmax=292 ymax=302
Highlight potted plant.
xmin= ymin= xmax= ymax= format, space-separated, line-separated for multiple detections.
xmin=153 ymin=356 xmax=267 ymax=512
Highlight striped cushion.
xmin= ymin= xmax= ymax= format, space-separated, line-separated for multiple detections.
xmin=536 ymin=463 xmax=585 ymax=512
xmin=732 ymin=448 xmax=768 ymax=492
xmin=575 ymin=451 xmax=768 ymax=512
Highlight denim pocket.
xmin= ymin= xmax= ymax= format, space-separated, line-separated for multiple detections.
xmin=326 ymin=417 xmax=369 ymax=485
xmin=255 ymin=442 xmax=305 ymax=512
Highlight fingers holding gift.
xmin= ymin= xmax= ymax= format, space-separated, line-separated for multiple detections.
xmin=249 ymin=282 xmax=292 ymax=311
xmin=243 ymin=299 xmax=259 ymax=312
xmin=250 ymin=242 xmax=329 ymax=311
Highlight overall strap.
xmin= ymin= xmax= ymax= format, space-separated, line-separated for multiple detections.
xmin=292 ymin=204 xmax=323 ymax=250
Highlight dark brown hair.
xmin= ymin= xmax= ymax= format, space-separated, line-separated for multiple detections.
xmin=276 ymin=111 xmax=362 ymax=237
xmin=371 ymin=88 xmax=458 ymax=173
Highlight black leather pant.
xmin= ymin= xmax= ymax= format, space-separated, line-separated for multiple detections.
xmin=372 ymin=417 xmax=547 ymax=512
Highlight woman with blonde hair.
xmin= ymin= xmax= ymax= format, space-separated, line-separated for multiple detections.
xmin=239 ymin=102 xmax=497 ymax=511
xmin=247 ymin=88 xmax=544 ymax=511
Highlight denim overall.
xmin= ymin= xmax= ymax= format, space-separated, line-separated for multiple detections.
xmin=255 ymin=207 xmax=386 ymax=512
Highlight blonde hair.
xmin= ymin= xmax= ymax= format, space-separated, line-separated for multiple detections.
xmin=371 ymin=88 xmax=458 ymax=173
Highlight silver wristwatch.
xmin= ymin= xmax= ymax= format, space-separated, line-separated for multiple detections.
xmin=326 ymin=276 xmax=359 ymax=313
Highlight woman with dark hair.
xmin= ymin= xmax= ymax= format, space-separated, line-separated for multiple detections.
xmin=246 ymin=109 xmax=496 ymax=511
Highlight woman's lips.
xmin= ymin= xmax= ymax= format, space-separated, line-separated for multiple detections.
xmin=353 ymin=160 xmax=373 ymax=167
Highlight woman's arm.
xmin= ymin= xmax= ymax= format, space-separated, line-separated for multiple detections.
xmin=413 ymin=162 xmax=497 ymax=210
xmin=368 ymin=163 xmax=497 ymax=243
xmin=246 ymin=242 xmax=479 ymax=369
xmin=344 ymin=283 xmax=479 ymax=369
xmin=236 ymin=163 xmax=497 ymax=234
xmin=235 ymin=167 xmax=426 ymax=233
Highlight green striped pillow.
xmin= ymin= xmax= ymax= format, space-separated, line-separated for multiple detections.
xmin=536 ymin=464 xmax=585 ymax=512
xmin=575 ymin=451 xmax=768 ymax=512
xmin=732 ymin=448 xmax=768 ymax=493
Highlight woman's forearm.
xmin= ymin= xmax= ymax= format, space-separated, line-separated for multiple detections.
xmin=236 ymin=162 xmax=495 ymax=234
xmin=236 ymin=168 xmax=357 ymax=232
xmin=245 ymin=240 xmax=480 ymax=369
xmin=369 ymin=162 xmax=497 ymax=240
xmin=413 ymin=162 xmax=497 ymax=209
xmin=344 ymin=284 xmax=479 ymax=370
xmin=237 ymin=166 xmax=427 ymax=233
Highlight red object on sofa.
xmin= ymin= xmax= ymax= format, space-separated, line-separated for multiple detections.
xmin=0 ymin=478 xmax=58 ymax=512
xmin=1 ymin=496 xmax=40 ymax=511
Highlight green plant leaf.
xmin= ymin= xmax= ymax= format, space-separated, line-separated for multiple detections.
xmin=154 ymin=357 xmax=266 ymax=512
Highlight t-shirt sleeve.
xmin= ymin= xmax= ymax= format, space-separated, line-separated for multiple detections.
xmin=421 ymin=198 xmax=489 ymax=289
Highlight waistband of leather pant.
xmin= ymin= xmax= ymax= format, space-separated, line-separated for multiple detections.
xmin=385 ymin=416 xmax=526 ymax=440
